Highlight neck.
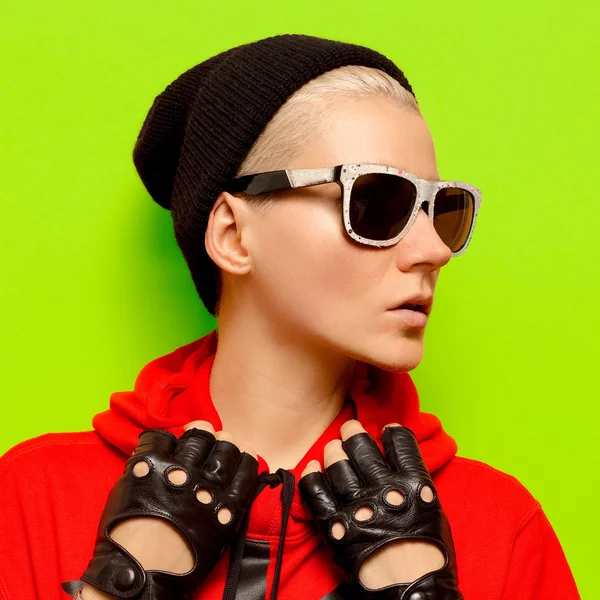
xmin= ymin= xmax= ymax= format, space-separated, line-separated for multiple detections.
xmin=209 ymin=317 xmax=356 ymax=472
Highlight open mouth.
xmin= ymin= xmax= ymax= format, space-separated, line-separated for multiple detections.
xmin=395 ymin=304 xmax=427 ymax=314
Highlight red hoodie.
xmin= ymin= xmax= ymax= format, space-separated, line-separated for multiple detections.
xmin=0 ymin=329 xmax=580 ymax=599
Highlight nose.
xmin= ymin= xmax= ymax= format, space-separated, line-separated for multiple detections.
xmin=394 ymin=207 xmax=452 ymax=271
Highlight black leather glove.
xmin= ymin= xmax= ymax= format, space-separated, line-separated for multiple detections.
xmin=298 ymin=425 xmax=462 ymax=600
xmin=81 ymin=427 xmax=259 ymax=600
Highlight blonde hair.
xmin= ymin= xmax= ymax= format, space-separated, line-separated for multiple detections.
xmin=232 ymin=65 xmax=420 ymax=211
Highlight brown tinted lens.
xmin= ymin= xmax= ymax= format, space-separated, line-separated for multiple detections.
xmin=433 ymin=187 xmax=474 ymax=251
xmin=349 ymin=173 xmax=417 ymax=242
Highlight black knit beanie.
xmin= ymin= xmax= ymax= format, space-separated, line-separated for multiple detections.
xmin=133 ymin=33 xmax=416 ymax=317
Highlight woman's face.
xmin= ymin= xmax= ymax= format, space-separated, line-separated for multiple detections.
xmin=222 ymin=94 xmax=452 ymax=372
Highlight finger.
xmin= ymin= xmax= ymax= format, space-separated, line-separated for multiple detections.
xmin=301 ymin=460 xmax=322 ymax=478
xmin=240 ymin=446 xmax=257 ymax=459
xmin=183 ymin=420 xmax=215 ymax=434
xmin=323 ymin=439 xmax=347 ymax=468
xmin=298 ymin=471 xmax=338 ymax=520
xmin=215 ymin=430 xmax=235 ymax=443
xmin=134 ymin=429 xmax=177 ymax=457
xmin=323 ymin=439 xmax=363 ymax=503
xmin=212 ymin=429 xmax=254 ymax=456
xmin=227 ymin=452 xmax=260 ymax=507
xmin=203 ymin=438 xmax=242 ymax=486
xmin=325 ymin=459 xmax=363 ymax=504
xmin=382 ymin=424 xmax=430 ymax=479
xmin=172 ymin=426 xmax=216 ymax=469
xmin=340 ymin=419 xmax=366 ymax=440
xmin=341 ymin=422 xmax=389 ymax=485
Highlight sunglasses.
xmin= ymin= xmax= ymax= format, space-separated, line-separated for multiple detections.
xmin=225 ymin=163 xmax=482 ymax=256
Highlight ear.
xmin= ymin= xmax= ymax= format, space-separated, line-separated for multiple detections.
xmin=205 ymin=191 xmax=254 ymax=276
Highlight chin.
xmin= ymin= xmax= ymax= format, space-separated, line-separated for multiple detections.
xmin=350 ymin=336 xmax=425 ymax=373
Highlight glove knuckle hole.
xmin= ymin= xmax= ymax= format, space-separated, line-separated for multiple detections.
xmin=420 ymin=484 xmax=435 ymax=503
xmin=353 ymin=505 xmax=375 ymax=522
xmin=195 ymin=487 xmax=213 ymax=504
xmin=330 ymin=520 xmax=346 ymax=540
xmin=217 ymin=506 xmax=233 ymax=525
xmin=166 ymin=466 xmax=189 ymax=486
xmin=131 ymin=459 xmax=151 ymax=478
xmin=384 ymin=489 xmax=405 ymax=506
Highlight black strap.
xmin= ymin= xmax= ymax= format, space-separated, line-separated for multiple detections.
xmin=222 ymin=479 xmax=267 ymax=600
xmin=222 ymin=469 xmax=295 ymax=600
xmin=270 ymin=469 xmax=295 ymax=600
xmin=230 ymin=538 xmax=271 ymax=600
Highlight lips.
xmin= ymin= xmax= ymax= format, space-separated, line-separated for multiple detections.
xmin=398 ymin=303 xmax=428 ymax=313
xmin=391 ymin=296 xmax=433 ymax=316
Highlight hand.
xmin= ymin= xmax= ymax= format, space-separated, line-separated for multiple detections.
xmin=298 ymin=420 xmax=462 ymax=600
xmin=80 ymin=421 xmax=258 ymax=600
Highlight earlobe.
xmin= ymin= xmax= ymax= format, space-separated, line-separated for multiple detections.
xmin=204 ymin=192 xmax=253 ymax=275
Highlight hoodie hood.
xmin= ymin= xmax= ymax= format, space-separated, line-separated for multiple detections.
xmin=93 ymin=328 xmax=457 ymax=476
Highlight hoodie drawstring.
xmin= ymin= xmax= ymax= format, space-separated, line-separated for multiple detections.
xmin=222 ymin=468 xmax=296 ymax=600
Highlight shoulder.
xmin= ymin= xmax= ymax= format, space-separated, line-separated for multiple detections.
xmin=432 ymin=457 xmax=580 ymax=597
xmin=0 ymin=431 xmax=127 ymax=533
xmin=0 ymin=431 xmax=123 ymax=478
xmin=433 ymin=455 xmax=541 ymax=543
xmin=436 ymin=454 xmax=539 ymax=504
xmin=0 ymin=433 xmax=130 ymax=596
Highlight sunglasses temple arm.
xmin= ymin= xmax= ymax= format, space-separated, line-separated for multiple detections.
xmin=286 ymin=166 xmax=340 ymax=189
xmin=226 ymin=166 xmax=340 ymax=195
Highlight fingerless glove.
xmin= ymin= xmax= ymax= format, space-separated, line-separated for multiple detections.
xmin=299 ymin=426 xmax=462 ymax=600
xmin=81 ymin=428 xmax=258 ymax=600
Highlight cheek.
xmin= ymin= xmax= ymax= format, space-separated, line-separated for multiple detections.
xmin=252 ymin=207 xmax=376 ymax=321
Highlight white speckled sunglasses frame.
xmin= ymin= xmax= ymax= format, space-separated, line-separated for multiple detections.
xmin=227 ymin=163 xmax=482 ymax=256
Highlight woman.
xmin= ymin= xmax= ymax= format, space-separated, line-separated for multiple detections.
xmin=0 ymin=34 xmax=579 ymax=599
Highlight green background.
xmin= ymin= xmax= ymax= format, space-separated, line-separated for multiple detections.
xmin=1 ymin=1 xmax=597 ymax=596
